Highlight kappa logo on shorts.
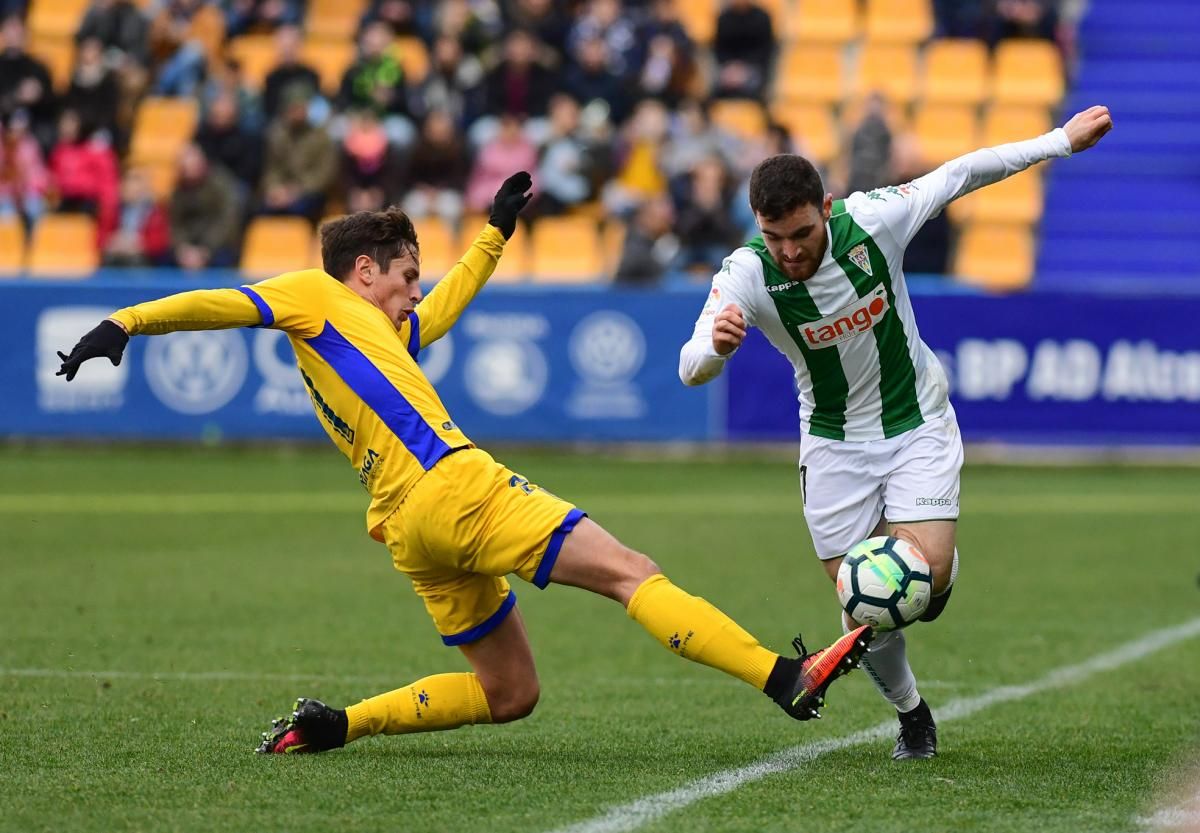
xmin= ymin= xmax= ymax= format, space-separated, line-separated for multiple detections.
xmin=798 ymin=285 xmax=890 ymax=350
xmin=915 ymin=497 xmax=957 ymax=507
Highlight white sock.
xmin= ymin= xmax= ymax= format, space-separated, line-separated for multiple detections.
xmin=843 ymin=613 xmax=921 ymax=713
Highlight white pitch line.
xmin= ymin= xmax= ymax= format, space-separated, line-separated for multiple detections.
xmin=546 ymin=616 xmax=1200 ymax=833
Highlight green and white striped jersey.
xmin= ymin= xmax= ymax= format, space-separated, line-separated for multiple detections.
xmin=679 ymin=129 xmax=1073 ymax=442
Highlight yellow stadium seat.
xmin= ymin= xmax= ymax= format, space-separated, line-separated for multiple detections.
xmin=983 ymin=104 xmax=1053 ymax=146
xmin=140 ymin=162 xmax=178 ymax=202
xmin=26 ymin=35 xmax=75 ymax=92
xmin=241 ymin=217 xmax=315 ymax=277
xmin=913 ymin=104 xmax=979 ymax=164
xmin=770 ymin=102 xmax=838 ymax=164
xmin=27 ymin=0 xmax=89 ymax=41
xmin=954 ymin=223 xmax=1034 ymax=290
xmin=710 ymin=99 xmax=769 ymax=142
xmin=788 ymin=0 xmax=859 ymax=45
xmin=991 ymin=40 xmax=1064 ymax=107
xmin=775 ymin=44 xmax=847 ymax=104
xmin=864 ymin=0 xmax=933 ymax=43
xmin=676 ymin=0 xmax=718 ymax=44
xmin=392 ymin=36 xmax=429 ymax=84
xmin=530 ymin=217 xmax=603 ymax=283
xmin=948 ymin=172 xmax=1044 ymax=225
xmin=601 ymin=220 xmax=626 ymax=275
xmin=414 ymin=217 xmax=457 ymax=280
xmin=129 ymin=97 xmax=199 ymax=167
xmin=27 ymin=214 xmax=98 ymax=278
xmin=302 ymin=40 xmax=356 ymax=96
xmin=854 ymin=43 xmax=919 ymax=104
xmin=458 ymin=215 xmax=529 ymax=283
xmin=227 ymin=35 xmax=279 ymax=91
xmin=307 ymin=0 xmax=368 ymax=42
xmin=921 ymin=39 xmax=989 ymax=106
xmin=0 ymin=220 xmax=25 ymax=276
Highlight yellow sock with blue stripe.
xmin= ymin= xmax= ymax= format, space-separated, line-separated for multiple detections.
xmin=345 ymin=673 xmax=492 ymax=742
xmin=626 ymin=574 xmax=779 ymax=690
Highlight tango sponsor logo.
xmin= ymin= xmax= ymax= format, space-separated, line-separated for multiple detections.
xmin=798 ymin=286 xmax=890 ymax=349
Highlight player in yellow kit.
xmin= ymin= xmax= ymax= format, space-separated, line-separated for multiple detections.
xmin=56 ymin=172 xmax=873 ymax=754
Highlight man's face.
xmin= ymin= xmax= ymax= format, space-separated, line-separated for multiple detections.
xmin=367 ymin=248 xmax=423 ymax=329
xmin=755 ymin=196 xmax=833 ymax=281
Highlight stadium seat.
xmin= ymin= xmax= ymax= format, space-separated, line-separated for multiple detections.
xmin=954 ymin=223 xmax=1034 ymax=290
xmin=414 ymin=217 xmax=457 ymax=280
xmin=227 ymin=35 xmax=279 ymax=91
xmin=530 ymin=217 xmax=604 ymax=283
xmin=788 ymin=0 xmax=859 ymax=45
xmin=983 ymin=104 xmax=1053 ymax=146
xmin=26 ymin=35 xmax=75 ymax=92
xmin=458 ymin=216 xmax=529 ymax=283
xmin=392 ymin=37 xmax=430 ymax=84
xmin=991 ymin=40 xmax=1065 ymax=107
xmin=128 ymin=97 xmax=200 ymax=167
xmin=921 ymin=39 xmax=989 ymax=106
xmin=913 ymin=104 xmax=979 ymax=164
xmin=775 ymin=44 xmax=847 ymax=105
xmin=948 ymin=172 xmax=1044 ymax=225
xmin=863 ymin=0 xmax=934 ymax=43
xmin=769 ymin=102 xmax=838 ymax=164
xmin=0 ymin=220 xmax=25 ymax=276
xmin=601 ymin=220 xmax=626 ymax=275
xmin=140 ymin=162 xmax=178 ymax=202
xmin=27 ymin=214 xmax=98 ymax=278
xmin=241 ymin=217 xmax=316 ymax=277
xmin=710 ymin=100 xmax=769 ymax=142
xmin=676 ymin=0 xmax=718 ymax=44
xmin=306 ymin=0 xmax=368 ymax=42
xmin=26 ymin=0 xmax=89 ymax=41
xmin=302 ymin=40 xmax=356 ymax=95
xmin=853 ymin=43 xmax=919 ymax=105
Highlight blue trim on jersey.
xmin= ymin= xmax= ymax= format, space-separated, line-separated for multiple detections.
xmin=441 ymin=591 xmax=517 ymax=646
xmin=305 ymin=321 xmax=452 ymax=470
xmin=532 ymin=508 xmax=587 ymax=589
xmin=406 ymin=312 xmax=420 ymax=360
xmin=237 ymin=286 xmax=274 ymax=327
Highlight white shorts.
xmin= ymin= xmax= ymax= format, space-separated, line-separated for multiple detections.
xmin=800 ymin=406 xmax=963 ymax=560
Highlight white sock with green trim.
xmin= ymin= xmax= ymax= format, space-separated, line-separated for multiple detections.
xmin=842 ymin=613 xmax=921 ymax=713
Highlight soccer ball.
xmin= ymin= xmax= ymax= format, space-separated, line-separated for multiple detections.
xmin=837 ymin=536 xmax=933 ymax=631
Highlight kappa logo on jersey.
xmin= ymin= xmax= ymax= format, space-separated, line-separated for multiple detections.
xmin=798 ymin=286 xmax=890 ymax=349
xmin=848 ymin=244 xmax=873 ymax=276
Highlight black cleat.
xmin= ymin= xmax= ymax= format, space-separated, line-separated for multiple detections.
xmin=256 ymin=698 xmax=349 ymax=755
xmin=769 ymin=625 xmax=874 ymax=721
xmin=893 ymin=698 xmax=937 ymax=760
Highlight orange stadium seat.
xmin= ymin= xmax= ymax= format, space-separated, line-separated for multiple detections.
xmin=0 ymin=220 xmax=25 ymax=276
xmin=27 ymin=0 xmax=89 ymax=41
xmin=302 ymin=40 xmax=356 ymax=95
xmin=227 ymin=35 xmax=279 ymax=91
xmin=788 ymin=0 xmax=859 ymax=45
xmin=601 ymin=220 xmax=626 ymax=275
xmin=27 ymin=214 xmax=98 ymax=278
xmin=414 ymin=217 xmax=457 ymax=280
xmin=530 ymin=217 xmax=604 ymax=284
xmin=913 ymin=104 xmax=979 ymax=164
xmin=775 ymin=44 xmax=848 ymax=105
xmin=770 ymin=102 xmax=838 ymax=164
xmin=710 ymin=100 xmax=769 ymax=142
xmin=128 ymin=97 xmax=199 ymax=167
xmin=864 ymin=0 xmax=934 ymax=44
xmin=26 ymin=35 xmax=75 ymax=92
xmin=307 ymin=0 xmax=368 ymax=42
xmin=954 ymin=223 xmax=1034 ymax=290
xmin=949 ymin=172 xmax=1044 ymax=225
xmin=983 ymin=104 xmax=1053 ymax=146
xmin=241 ymin=218 xmax=315 ymax=277
xmin=392 ymin=36 xmax=430 ymax=84
xmin=676 ymin=0 xmax=718 ymax=44
xmin=458 ymin=215 xmax=529 ymax=283
xmin=922 ymin=39 xmax=989 ymax=106
xmin=991 ymin=40 xmax=1065 ymax=107
xmin=853 ymin=43 xmax=919 ymax=105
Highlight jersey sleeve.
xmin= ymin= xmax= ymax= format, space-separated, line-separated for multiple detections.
xmin=234 ymin=269 xmax=330 ymax=338
xmin=408 ymin=224 xmax=507 ymax=356
xmin=110 ymin=287 xmax=262 ymax=336
xmin=678 ymin=249 xmax=759 ymax=386
xmin=863 ymin=127 xmax=1073 ymax=248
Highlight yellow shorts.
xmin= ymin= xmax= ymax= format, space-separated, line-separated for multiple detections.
xmin=381 ymin=448 xmax=585 ymax=646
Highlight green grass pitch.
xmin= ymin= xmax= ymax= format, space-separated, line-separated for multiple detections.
xmin=2 ymin=446 xmax=1199 ymax=833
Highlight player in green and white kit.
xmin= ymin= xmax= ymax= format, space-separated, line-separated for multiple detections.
xmin=679 ymin=105 xmax=1113 ymax=759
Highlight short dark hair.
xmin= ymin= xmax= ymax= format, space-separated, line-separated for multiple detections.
xmin=320 ymin=207 xmax=419 ymax=281
xmin=748 ymin=154 xmax=825 ymax=222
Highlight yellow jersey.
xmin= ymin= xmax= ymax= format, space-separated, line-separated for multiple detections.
xmin=110 ymin=225 xmax=508 ymax=541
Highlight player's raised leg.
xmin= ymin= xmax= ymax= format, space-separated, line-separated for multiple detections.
xmin=548 ymin=516 xmax=873 ymax=720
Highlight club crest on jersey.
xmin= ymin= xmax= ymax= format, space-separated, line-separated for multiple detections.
xmin=799 ymin=285 xmax=890 ymax=349
xmin=848 ymin=244 xmax=873 ymax=276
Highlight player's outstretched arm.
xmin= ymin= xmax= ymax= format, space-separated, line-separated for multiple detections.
xmin=412 ymin=172 xmax=533 ymax=348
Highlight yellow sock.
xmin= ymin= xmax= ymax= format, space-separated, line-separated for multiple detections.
xmin=344 ymin=672 xmax=492 ymax=742
xmin=626 ymin=574 xmax=779 ymax=690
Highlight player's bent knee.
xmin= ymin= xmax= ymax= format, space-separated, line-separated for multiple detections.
xmin=919 ymin=585 xmax=953 ymax=622
xmin=485 ymin=678 xmax=540 ymax=723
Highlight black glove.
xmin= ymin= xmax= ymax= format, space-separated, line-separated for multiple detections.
xmin=488 ymin=170 xmax=534 ymax=240
xmin=56 ymin=320 xmax=129 ymax=382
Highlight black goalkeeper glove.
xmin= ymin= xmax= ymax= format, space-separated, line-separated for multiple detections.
xmin=488 ymin=170 xmax=534 ymax=240
xmin=56 ymin=320 xmax=129 ymax=382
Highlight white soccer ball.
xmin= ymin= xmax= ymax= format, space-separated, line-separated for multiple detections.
xmin=837 ymin=536 xmax=933 ymax=632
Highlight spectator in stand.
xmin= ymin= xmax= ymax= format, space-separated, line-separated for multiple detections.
xmin=194 ymin=90 xmax=261 ymax=191
xmin=845 ymin=92 xmax=893 ymax=195
xmin=262 ymin=23 xmax=320 ymax=123
xmin=713 ymin=0 xmax=775 ymax=100
xmin=506 ymin=0 xmax=571 ymax=65
xmin=63 ymin=38 xmax=122 ymax=142
xmin=76 ymin=0 xmax=151 ymax=134
xmin=483 ymin=29 xmax=554 ymax=121
xmin=341 ymin=109 xmax=399 ymax=213
xmin=0 ymin=110 xmax=49 ymax=231
xmin=434 ymin=0 xmax=500 ymax=59
xmin=633 ymin=0 xmax=696 ymax=108
xmin=400 ymin=110 xmax=468 ymax=226
xmin=170 ymin=143 xmax=242 ymax=269
xmin=990 ymin=0 xmax=1059 ymax=44
xmin=223 ymin=0 xmax=303 ymax=37
xmin=568 ymin=0 xmax=638 ymax=78
xmin=48 ymin=108 xmax=120 ymax=246
xmin=614 ymin=194 xmax=678 ymax=285
xmin=563 ymin=36 xmax=632 ymax=125
xmin=663 ymin=98 xmax=738 ymax=184
xmin=731 ymin=121 xmax=793 ymax=234
xmin=0 ymin=16 xmax=56 ymax=150
xmin=408 ymin=35 xmax=484 ymax=128
xmin=148 ymin=0 xmax=223 ymax=97
xmin=337 ymin=20 xmax=415 ymax=147
xmin=101 ymin=167 xmax=170 ymax=265
xmin=361 ymin=0 xmax=422 ymax=39
xmin=932 ymin=0 xmax=988 ymax=38
xmin=603 ymin=98 xmax=669 ymax=216
xmin=674 ymin=156 xmax=741 ymax=272
xmin=531 ymin=93 xmax=591 ymax=217
xmin=465 ymin=113 xmax=537 ymax=213
xmin=260 ymin=83 xmax=336 ymax=221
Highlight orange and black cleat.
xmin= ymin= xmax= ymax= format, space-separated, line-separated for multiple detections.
xmin=770 ymin=625 xmax=874 ymax=721
xmin=256 ymin=698 xmax=348 ymax=755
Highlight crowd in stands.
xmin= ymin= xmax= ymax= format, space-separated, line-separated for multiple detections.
xmin=0 ymin=0 xmax=1077 ymax=283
